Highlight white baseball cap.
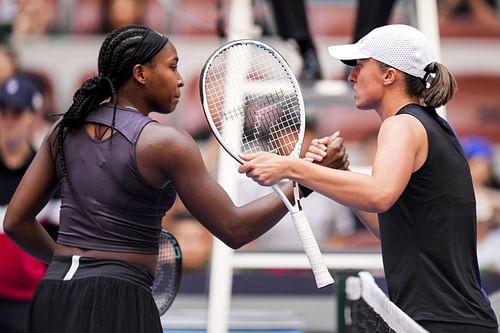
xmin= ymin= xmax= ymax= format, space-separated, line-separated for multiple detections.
xmin=328 ymin=24 xmax=436 ymax=79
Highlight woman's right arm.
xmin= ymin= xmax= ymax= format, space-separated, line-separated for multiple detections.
xmin=144 ymin=126 xmax=292 ymax=249
xmin=3 ymin=136 xmax=59 ymax=263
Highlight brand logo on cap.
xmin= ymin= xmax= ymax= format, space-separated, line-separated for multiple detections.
xmin=6 ymin=78 xmax=20 ymax=96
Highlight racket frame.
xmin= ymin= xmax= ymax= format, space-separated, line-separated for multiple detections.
xmin=199 ymin=39 xmax=306 ymax=165
xmin=199 ymin=39 xmax=334 ymax=288
xmin=153 ymin=229 xmax=182 ymax=316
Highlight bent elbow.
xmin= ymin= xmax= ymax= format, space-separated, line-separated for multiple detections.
xmin=225 ymin=235 xmax=247 ymax=250
xmin=3 ymin=217 xmax=16 ymax=239
xmin=215 ymin=229 xmax=247 ymax=250
xmin=371 ymin=202 xmax=392 ymax=213
xmin=368 ymin=191 xmax=396 ymax=213
xmin=2 ymin=206 xmax=28 ymax=240
xmin=228 ymin=241 xmax=244 ymax=250
xmin=227 ymin=228 xmax=256 ymax=249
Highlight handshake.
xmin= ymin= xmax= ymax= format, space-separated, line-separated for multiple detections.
xmin=300 ymin=131 xmax=350 ymax=197
xmin=304 ymin=131 xmax=350 ymax=171
xmin=238 ymin=130 xmax=350 ymax=192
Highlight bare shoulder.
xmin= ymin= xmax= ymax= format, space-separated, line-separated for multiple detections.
xmin=383 ymin=113 xmax=421 ymax=127
xmin=139 ymin=122 xmax=200 ymax=155
xmin=380 ymin=113 xmax=425 ymax=139
xmin=137 ymin=122 xmax=205 ymax=176
xmin=378 ymin=113 xmax=427 ymax=169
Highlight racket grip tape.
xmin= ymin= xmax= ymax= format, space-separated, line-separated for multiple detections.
xmin=291 ymin=210 xmax=334 ymax=288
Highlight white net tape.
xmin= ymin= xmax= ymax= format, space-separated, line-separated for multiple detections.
xmin=346 ymin=271 xmax=429 ymax=333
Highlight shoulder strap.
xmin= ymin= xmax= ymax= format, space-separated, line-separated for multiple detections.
xmin=399 ymin=104 xmax=465 ymax=159
xmin=86 ymin=105 xmax=156 ymax=144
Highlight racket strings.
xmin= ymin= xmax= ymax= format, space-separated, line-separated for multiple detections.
xmin=204 ymin=43 xmax=303 ymax=157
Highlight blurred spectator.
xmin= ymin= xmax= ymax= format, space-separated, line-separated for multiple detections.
xmin=352 ymin=0 xmax=397 ymax=44
xmin=0 ymin=0 xmax=16 ymax=42
xmin=268 ymin=0 xmax=322 ymax=82
xmin=10 ymin=0 xmax=58 ymax=40
xmin=0 ymin=44 xmax=56 ymax=148
xmin=0 ymin=44 xmax=17 ymax=84
xmin=70 ymin=0 xmax=166 ymax=34
xmin=252 ymin=0 xmax=322 ymax=82
xmin=438 ymin=0 xmax=499 ymax=27
xmin=17 ymin=70 xmax=57 ymax=149
xmin=342 ymin=0 xmax=397 ymax=80
xmin=164 ymin=210 xmax=213 ymax=271
xmin=100 ymin=0 xmax=147 ymax=33
xmin=0 ymin=74 xmax=58 ymax=333
xmin=0 ymin=75 xmax=43 ymax=169
xmin=461 ymin=136 xmax=500 ymax=273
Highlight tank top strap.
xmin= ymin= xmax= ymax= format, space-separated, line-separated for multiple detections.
xmin=86 ymin=104 xmax=155 ymax=144
xmin=398 ymin=104 xmax=465 ymax=160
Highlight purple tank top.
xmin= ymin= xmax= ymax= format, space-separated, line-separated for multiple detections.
xmin=56 ymin=104 xmax=176 ymax=254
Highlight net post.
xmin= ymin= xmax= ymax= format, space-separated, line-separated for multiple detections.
xmin=336 ymin=275 xmax=347 ymax=333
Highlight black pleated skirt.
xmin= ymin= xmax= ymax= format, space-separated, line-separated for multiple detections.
xmin=28 ymin=256 xmax=162 ymax=333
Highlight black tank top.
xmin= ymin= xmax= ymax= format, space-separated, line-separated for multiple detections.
xmin=56 ymin=105 xmax=176 ymax=254
xmin=378 ymin=104 xmax=498 ymax=327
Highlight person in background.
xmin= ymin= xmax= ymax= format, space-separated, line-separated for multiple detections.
xmin=0 ymin=74 xmax=57 ymax=333
xmin=352 ymin=0 xmax=396 ymax=45
xmin=238 ymin=24 xmax=499 ymax=332
xmin=438 ymin=0 xmax=500 ymax=27
xmin=0 ymin=43 xmax=57 ymax=150
xmin=267 ymin=0 xmax=322 ymax=82
xmin=341 ymin=0 xmax=397 ymax=80
xmin=461 ymin=136 xmax=500 ymax=273
xmin=99 ymin=0 xmax=147 ymax=33
xmin=0 ymin=44 xmax=17 ymax=84
xmin=10 ymin=0 xmax=58 ymax=40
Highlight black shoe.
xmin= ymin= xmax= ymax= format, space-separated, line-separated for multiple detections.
xmin=299 ymin=48 xmax=322 ymax=83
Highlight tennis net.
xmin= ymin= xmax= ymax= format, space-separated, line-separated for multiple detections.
xmin=345 ymin=271 xmax=429 ymax=333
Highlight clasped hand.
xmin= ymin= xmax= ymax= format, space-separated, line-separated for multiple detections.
xmin=238 ymin=131 xmax=349 ymax=186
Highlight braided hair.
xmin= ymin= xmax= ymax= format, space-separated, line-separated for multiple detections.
xmin=57 ymin=24 xmax=153 ymax=202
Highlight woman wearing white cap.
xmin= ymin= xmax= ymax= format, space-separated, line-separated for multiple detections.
xmin=238 ymin=24 xmax=499 ymax=332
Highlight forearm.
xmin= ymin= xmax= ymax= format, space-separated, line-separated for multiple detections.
xmin=4 ymin=215 xmax=56 ymax=263
xmin=290 ymin=160 xmax=391 ymax=212
xmin=232 ymin=182 xmax=293 ymax=244
xmin=180 ymin=177 xmax=292 ymax=249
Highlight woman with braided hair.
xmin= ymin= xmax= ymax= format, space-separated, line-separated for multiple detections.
xmin=3 ymin=25 xmax=348 ymax=332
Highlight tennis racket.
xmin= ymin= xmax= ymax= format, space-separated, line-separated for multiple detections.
xmin=152 ymin=229 xmax=182 ymax=316
xmin=199 ymin=39 xmax=334 ymax=288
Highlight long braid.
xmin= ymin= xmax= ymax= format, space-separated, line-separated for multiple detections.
xmin=57 ymin=25 xmax=150 ymax=205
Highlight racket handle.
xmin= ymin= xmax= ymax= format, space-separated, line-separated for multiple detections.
xmin=291 ymin=210 xmax=334 ymax=288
